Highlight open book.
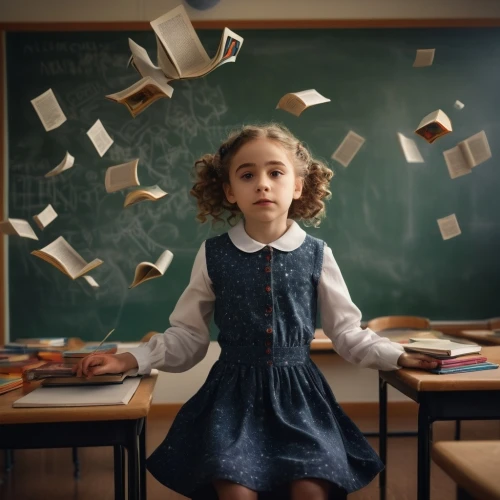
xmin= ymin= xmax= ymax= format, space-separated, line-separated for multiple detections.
xmin=443 ymin=131 xmax=491 ymax=179
xmin=45 ymin=151 xmax=75 ymax=177
xmin=105 ymin=159 xmax=140 ymax=193
xmin=31 ymin=236 xmax=103 ymax=279
xmin=129 ymin=249 xmax=173 ymax=289
xmin=0 ymin=218 xmax=38 ymax=240
xmin=151 ymin=4 xmax=243 ymax=80
xmin=124 ymin=185 xmax=168 ymax=207
xmin=33 ymin=204 xmax=58 ymax=230
xmin=437 ymin=213 xmax=461 ymax=240
xmin=415 ymin=109 xmax=452 ymax=144
xmin=331 ymin=131 xmax=366 ymax=167
xmin=275 ymin=89 xmax=330 ymax=117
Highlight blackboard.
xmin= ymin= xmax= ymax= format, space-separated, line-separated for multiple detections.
xmin=5 ymin=26 xmax=500 ymax=342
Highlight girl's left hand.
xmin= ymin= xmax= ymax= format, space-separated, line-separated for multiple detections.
xmin=397 ymin=352 xmax=438 ymax=370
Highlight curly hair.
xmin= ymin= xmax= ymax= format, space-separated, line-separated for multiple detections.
xmin=190 ymin=123 xmax=334 ymax=228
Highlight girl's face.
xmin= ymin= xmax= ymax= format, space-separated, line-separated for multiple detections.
xmin=223 ymin=138 xmax=303 ymax=224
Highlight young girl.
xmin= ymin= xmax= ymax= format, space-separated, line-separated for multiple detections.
xmin=78 ymin=123 xmax=437 ymax=500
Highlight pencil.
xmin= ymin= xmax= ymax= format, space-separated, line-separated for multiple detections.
xmin=89 ymin=328 xmax=115 ymax=355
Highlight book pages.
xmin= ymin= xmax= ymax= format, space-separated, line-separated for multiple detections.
xmin=454 ymin=100 xmax=465 ymax=110
xmin=105 ymin=159 xmax=140 ymax=193
xmin=86 ymin=119 xmax=113 ymax=157
xmin=276 ymin=89 xmax=330 ymax=117
xmin=30 ymin=88 xmax=67 ymax=132
xmin=443 ymin=146 xmax=471 ymax=179
xmin=124 ymin=185 xmax=168 ymax=207
xmin=82 ymin=275 xmax=99 ymax=288
xmin=156 ymin=38 xmax=180 ymax=80
xmin=413 ymin=48 xmax=435 ymax=67
xmin=397 ymin=133 xmax=424 ymax=163
xmin=33 ymin=204 xmax=58 ymax=230
xmin=0 ymin=218 xmax=38 ymax=240
xmin=45 ymin=151 xmax=75 ymax=178
xmin=151 ymin=4 xmax=210 ymax=78
xmin=463 ymin=130 xmax=491 ymax=168
xmin=437 ymin=214 xmax=461 ymax=240
xmin=129 ymin=249 xmax=174 ymax=289
xmin=331 ymin=131 xmax=366 ymax=167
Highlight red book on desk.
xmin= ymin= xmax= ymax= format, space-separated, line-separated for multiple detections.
xmin=434 ymin=355 xmax=487 ymax=368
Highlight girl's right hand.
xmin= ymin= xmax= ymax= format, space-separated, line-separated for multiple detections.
xmin=75 ymin=353 xmax=137 ymax=378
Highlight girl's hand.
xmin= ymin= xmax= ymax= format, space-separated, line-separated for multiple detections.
xmin=74 ymin=353 xmax=138 ymax=378
xmin=397 ymin=352 xmax=439 ymax=370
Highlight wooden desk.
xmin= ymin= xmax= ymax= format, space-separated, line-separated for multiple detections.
xmin=378 ymin=346 xmax=500 ymax=500
xmin=0 ymin=373 xmax=157 ymax=500
xmin=452 ymin=330 xmax=500 ymax=346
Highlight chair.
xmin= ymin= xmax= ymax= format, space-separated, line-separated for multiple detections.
xmin=367 ymin=315 xmax=431 ymax=332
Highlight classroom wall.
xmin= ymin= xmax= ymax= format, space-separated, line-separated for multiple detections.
xmin=1 ymin=0 xmax=500 ymax=22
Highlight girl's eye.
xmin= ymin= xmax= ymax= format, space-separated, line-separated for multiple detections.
xmin=241 ymin=173 xmax=253 ymax=180
xmin=271 ymin=171 xmax=283 ymax=177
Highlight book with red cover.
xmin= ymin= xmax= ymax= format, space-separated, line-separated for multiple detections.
xmin=435 ymin=355 xmax=487 ymax=368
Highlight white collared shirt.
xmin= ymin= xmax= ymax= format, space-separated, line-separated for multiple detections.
xmin=128 ymin=219 xmax=404 ymax=374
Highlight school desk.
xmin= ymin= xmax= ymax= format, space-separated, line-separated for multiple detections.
xmin=0 ymin=372 xmax=157 ymax=500
xmin=378 ymin=345 xmax=500 ymax=500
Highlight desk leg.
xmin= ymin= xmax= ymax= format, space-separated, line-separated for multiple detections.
xmin=139 ymin=418 xmax=147 ymax=500
xmin=114 ymin=445 xmax=125 ymax=500
xmin=127 ymin=421 xmax=141 ymax=500
xmin=379 ymin=375 xmax=387 ymax=500
xmin=417 ymin=404 xmax=432 ymax=500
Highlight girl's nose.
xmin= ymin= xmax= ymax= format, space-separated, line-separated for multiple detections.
xmin=256 ymin=175 xmax=270 ymax=191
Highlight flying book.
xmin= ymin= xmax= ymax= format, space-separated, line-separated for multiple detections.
xmin=45 ymin=151 xmax=75 ymax=177
xmin=454 ymin=100 xmax=465 ymax=110
xmin=415 ymin=109 xmax=452 ymax=144
xmin=31 ymin=236 xmax=103 ymax=279
xmin=150 ymin=4 xmax=243 ymax=80
xmin=276 ymin=89 xmax=330 ymax=117
xmin=31 ymin=88 xmax=67 ymax=132
xmin=86 ymin=119 xmax=113 ymax=157
xmin=443 ymin=131 xmax=491 ymax=179
xmin=33 ymin=204 xmax=58 ymax=230
xmin=124 ymin=185 xmax=168 ymax=207
xmin=413 ymin=48 xmax=435 ymax=67
xmin=437 ymin=213 xmax=461 ymax=241
xmin=403 ymin=339 xmax=481 ymax=357
xmin=129 ymin=249 xmax=174 ymax=289
xmin=0 ymin=218 xmax=38 ymax=240
xmin=105 ymin=159 xmax=140 ymax=193
xmin=331 ymin=131 xmax=366 ymax=167
xmin=397 ymin=133 xmax=424 ymax=163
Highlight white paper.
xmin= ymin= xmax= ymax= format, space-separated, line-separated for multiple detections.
xmin=331 ymin=131 xmax=366 ymax=167
xmin=443 ymin=147 xmax=471 ymax=179
xmin=0 ymin=218 xmax=38 ymax=240
xmin=437 ymin=214 xmax=461 ymax=240
xmin=45 ymin=151 xmax=75 ymax=178
xmin=276 ymin=89 xmax=330 ymax=117
xmin=454 ymin=100 xmax=465 ymax=110
xmin=82 ymin=275 xmax=99 ymax=288
xmin=33 ymin=204 xmax=58 ymax=230
xmin=30 ymin=88 xmax=67 ymax=132
xmin=397 ymin=133 xmax=424 ymax=163
xmin=413 ymin=48 xmax=435 ymax=67
xmin=105 ymin=159 xmax=140 ymax=193
xmin=86 ymin=119 xmax=113 ymax=157
xmin=464 ymin=130 xmax=491 ymax=168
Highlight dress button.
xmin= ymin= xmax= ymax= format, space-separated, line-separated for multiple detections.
xmin=264 ymin=266 xmax=271 ymax=273
xmin=266 ymin=327 xmax=273 ymax=334
xmin=265 ymin=306 xmax=273 ymax=314
xmin=267 ymin=360 xmax=273 ymax=366
xmin=266 ymin=348 xmax=272 ymax=355
xmin=266 ymin=255 xmax=271 ymax=261
xmin=265 ymin=341 xmax=272 ymax=347
xmin=265 ymin=285 xmax=271 ymax=292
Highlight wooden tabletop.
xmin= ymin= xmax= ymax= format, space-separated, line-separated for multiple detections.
xmin=451 ymin=330 xmax=500 ymax=346
xmin=0 ymin=372 xmax=158 ymax=425
xmin=382 ymin=346 xmax=500 ymax=392
xmin=432 ymin=440 xmax=500 ymax=500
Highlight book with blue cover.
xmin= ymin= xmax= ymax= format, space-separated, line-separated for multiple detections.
xmin=430 ymin=362 xmax=499 ymax=375
xmin=62 ymin=343 xmax=118 ymax=358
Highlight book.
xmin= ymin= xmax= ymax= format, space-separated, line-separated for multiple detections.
xmin=105 ymin=159 xmax=140 ymax=193
xmin=0 ymin=218 xmax=38 ymax=240
xmin=331 ymin=131 xmax=366 ymax=167
xmin=433 ymin=355 xmax=488 ymax=368
xmin=124 ymin=185 xmax=168 ymax=208
xmin=415 ymin=109 xmax=452 ymax=144
xmin=443 ymin=131 xmax=492 ymax=179
xmin=275 ymin=89 xmax=330 ymax=117
xmin=45 ymin=152 xmax=75 ymax=177
xmin=0 ymin=352 xmax=31 ymax=362
xmin=437 ymin=214 xmax=461 ymax=241
xmin=397 ymin=133 xmax=424 ymax=163
xmin=430 ymin=362 xmax=499 ymax=375
xmin=15 ymin=337 xmax=67 ymax=347
xmin=413 ymin=48 xmax=435 ymax=68
xmin=86 ymin=119 xmax=113 ymax=157
xmin=33 ymin=204 xmax=58 ymax=230
xmin=403 ymin=340 xmax=481 ymax=357
xmin=62 ymin=343 xmax=118 ymax=359
xmin=150 ymin=4 xmax=243 ymax=80
xmin=0 ymin=375 xmax=23 ymax=395
xmin=30 ymin=88 xmax=67 ymax=132
xmin=0 ymin=359 xmax=46 ymax=374
xmin=129 ymin=249 xmax=174 ymax=289
xmin=31 ymin=236 xmax=103 ymax=280
xmin=13 ymin=376 xmax=142 ymax=407
xmin=42 ymin=372 xmax=130 ymax=387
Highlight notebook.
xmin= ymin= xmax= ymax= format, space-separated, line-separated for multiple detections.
xmin=12 ymin=376 xmax=142 ymax=407
xmin=403 ymin=340 xmax=481 ymax=357
xmin=430 ymin=362 xmax=499 ymax=375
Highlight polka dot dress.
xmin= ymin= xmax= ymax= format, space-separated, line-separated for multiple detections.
xmin=146 ymin=233 xmax=383 ymax=499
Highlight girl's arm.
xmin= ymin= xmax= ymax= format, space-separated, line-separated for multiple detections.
xmin=126 ymin=242 xmax=215 ymax=374
xmin=318 ymin=244 xmax=405 ymax=371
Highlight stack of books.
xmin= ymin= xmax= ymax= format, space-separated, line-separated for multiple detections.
xmin=0 ymin=374 xmax=23 ymax=395
xmin=403 ymin=339 xmax=499 ymax=374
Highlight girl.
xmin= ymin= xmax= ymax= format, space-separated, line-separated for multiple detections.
xmin=78 ymin=123 xmax=438 ymax=500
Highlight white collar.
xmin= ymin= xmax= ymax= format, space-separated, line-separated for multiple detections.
xmin=228 ymin=219 xmax=307 ymax=253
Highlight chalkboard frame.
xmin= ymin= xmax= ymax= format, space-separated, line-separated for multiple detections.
xmin=2 ymin=17 xmax=500 ymax=345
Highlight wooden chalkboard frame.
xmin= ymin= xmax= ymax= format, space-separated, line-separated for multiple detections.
xmin=2 ymin=18 xmax=500 ymax=345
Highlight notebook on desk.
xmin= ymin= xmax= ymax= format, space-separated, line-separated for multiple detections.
xmin=12 ymin=376 xmax=142 ymax=408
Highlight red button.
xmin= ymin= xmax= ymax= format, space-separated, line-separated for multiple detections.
xmin=264 ymin=266 xmax=271 ymax=273
xmin=266 ymin=328 xmax=273 ymax=334
xmin=266 ymin=255 xmax=271 ymax=261
xmin=265 ymin=306 xmax=273 ymax=314
xmin=265 ymin=286 xmax=271 ymax=292
xmin=265 ymin=341 xmax=272 ymax=347
xmin=266 ymin=348 xmax=272 ymax=355
xmin=267 ymin=360 xmax=273 ymax=366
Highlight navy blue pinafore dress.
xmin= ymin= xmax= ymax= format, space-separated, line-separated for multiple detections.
xmin=146 ymin=233 xmax=383 ymax=499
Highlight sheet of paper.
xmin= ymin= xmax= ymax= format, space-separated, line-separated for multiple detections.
xmin=276 ymin=89 xmax=330 ymax=116
xmin=105 ymin=159 xmax=140 ymax=193
xmin=45 ymin=151 xmax=75 ymax=178
xmin=437 ymin=214 xmax=461 ymax=240
xmin=413 ymin=48 xmax=435 ymax=67
xmin=82 ymin=275 xmax=99 ymax=288
xmin=443 ymin=146 xmax=471 ymax=179
xmin=465 ymin=130 xmax=492 ymax=168
xmin=0 ymin=219 xmax=38 ymax=240
xmin=86 ymin=119 xmax=113 ymax=157
xmin=30 ymin=88 xmax=67 ymax=131
xmin=454 ymin=100 xmax=465 ymax=110
xmin=397 ymin=133 xmax=424 ymax=163
xmin=33 ymin=204 xmax=58 ymax=230
xmin=331 ymin=131 xmax=366 ymax=167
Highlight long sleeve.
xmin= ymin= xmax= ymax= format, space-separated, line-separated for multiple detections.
xmin=126 ymin=241 xmax=215 ymax=375
xmin=318 ymin=245 xmax=404 ymax=371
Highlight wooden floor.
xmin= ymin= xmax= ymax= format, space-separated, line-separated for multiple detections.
xmin=1 ymin=415 xmax=499 ymax=500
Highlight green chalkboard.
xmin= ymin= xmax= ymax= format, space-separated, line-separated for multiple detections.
xmin=5 ymin=26 xmax=500 ymax=342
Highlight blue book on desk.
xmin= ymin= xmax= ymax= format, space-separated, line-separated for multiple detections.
xmin=430 ymin=362 xmax=499 ymax=375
